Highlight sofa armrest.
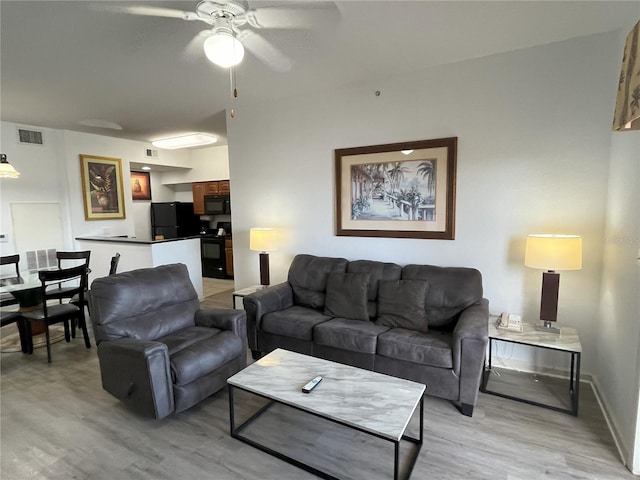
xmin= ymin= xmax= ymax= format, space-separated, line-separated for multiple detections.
xmin=195 ymin=308 xmax=247 ymax=337
xmin=452 ymin=299 xmax=489 ymax=407
xmin=242 ymin=282 xmax=294 ymax=351
xmin=97 ymin=338 xmax=174 ymax=419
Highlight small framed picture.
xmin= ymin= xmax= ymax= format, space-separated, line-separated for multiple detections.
xmin=130 ymin=171 xmax=152 ymax=201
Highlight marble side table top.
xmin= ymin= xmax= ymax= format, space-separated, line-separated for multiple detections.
xmin=488 ymin=316 xmax=582 ymax=353
xmin=228 ymin=349 xmax=425 ymax=441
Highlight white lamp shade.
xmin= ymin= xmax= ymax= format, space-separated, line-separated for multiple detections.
xmin=0 ymin=156 xmax=20 ymax=178
xmin=203 ymin=33 xmax=244 ymax=68
xmin=250 ymin=228 xmax=277 ymax=252
xmin=524 ymin=234 xmax=582 ymax=271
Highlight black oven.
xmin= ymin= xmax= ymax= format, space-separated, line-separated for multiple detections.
xmin=201 ymin=236 xmax=226 ymax=278
xmin=204 ymin=195 xmax=231 ymax=215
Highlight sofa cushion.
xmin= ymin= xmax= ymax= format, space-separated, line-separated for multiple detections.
xmin=262 ymin=305 xmax=332 ymax=341
xmin=347 ymin=260 xmax=402 ymax=318
xmin=377 ymin=328 xmax=453 ymax=368
xmin=402 ymin=264 xmax=483 ymax=329
xmin=164 ymin=329 xmax=243 ymax=385
xmin=324 ymin=272 xmax=370 ymax=321
xmin=288 ymin=254 xmax=348 ymax=309
xmin=314 ymin=318 xmax=389 ymax=354
xmin=375 ymin=279 xmax=429 ymax=333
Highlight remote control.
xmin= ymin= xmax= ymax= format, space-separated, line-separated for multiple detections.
xmin=302 ymin=376 xmax=323 ymax=393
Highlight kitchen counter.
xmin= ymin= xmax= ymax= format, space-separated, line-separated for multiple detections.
xmin=75 ymin=235 xmax=202 ymax=244
xmin=76 ymin=236 xmax=204 ymax=298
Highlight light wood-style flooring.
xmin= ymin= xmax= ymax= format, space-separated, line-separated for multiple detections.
xmin=0 ymin=285 xmax=633 ymax=479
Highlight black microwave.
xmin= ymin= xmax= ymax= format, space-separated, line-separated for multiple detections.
xmin=204 ymin=194 xmax=231 ymax=215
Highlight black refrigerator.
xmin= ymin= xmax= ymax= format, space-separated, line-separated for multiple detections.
xmin=150 ymin=202 xmax=201 ymax=239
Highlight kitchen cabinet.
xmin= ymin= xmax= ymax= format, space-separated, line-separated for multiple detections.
xmin=192 ymin=180 xmax=231 ymax=215
xmin=205 ymin=182 xmax=219 ymax=195
xmin=225 ymin=237 xmax=234 ymax=277
xmin=192 ymin=183 xmax=206 ymax=215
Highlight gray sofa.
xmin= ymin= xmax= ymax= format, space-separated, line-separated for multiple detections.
xmin=89 ymin=263 xmax=247 ymax=419
xmin=243 ymin=254 xmax=489 ymax=416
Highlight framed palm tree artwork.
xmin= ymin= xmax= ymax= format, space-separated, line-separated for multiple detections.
xmin=335 ymin=137 xmax=457 ymax=239
xmin=79 ymin=154 xmax=126 ymax=220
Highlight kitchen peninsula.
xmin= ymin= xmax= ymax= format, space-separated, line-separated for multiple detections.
xmin=76 ymin=236 xmax=203 ymax=298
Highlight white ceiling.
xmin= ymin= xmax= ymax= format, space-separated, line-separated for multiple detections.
xmin=1 ymin=1 xmax=638 ymax=147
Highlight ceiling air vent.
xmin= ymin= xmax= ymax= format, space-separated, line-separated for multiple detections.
xmin=17 ymin=128 xmax=44 ymax=145
xmin=145 ymin=148 xmax=159 ymax=158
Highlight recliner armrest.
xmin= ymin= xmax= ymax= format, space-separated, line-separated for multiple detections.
xmin=195 ymin=308 xmax=247 ymax=337
xmin=242 ymin=283 xmax=293 ymax=351
xmin=97 ymin=338 xmax=174 ymax=419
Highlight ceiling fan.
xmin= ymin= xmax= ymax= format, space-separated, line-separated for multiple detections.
xmin=110 ymin=1 xmax=339 ymax=71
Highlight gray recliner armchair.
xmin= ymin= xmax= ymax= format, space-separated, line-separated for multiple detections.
xmin=88 ymin=263 xmax=246 ymax=419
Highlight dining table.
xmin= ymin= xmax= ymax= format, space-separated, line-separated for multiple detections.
xmin=0 ymin=268 xmax=57 ymax=353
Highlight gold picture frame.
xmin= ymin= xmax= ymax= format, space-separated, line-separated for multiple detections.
xmin=80 ymin=154 xmax=126 ymax=220
xmin=335 ymin=137 xmax=457 ymax=239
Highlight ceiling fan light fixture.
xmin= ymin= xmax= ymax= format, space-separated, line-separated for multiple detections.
xmin=204 ymin=32 xmax=244 ymax=68
xmin=151 ymin=133 xmax=218 ymax=149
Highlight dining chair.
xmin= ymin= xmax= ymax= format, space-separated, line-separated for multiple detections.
xmin=108 ymin=252 xmax=121 ymax=275
xmin=0 ymin=254 xmax=21 ymax=307
xmin=69 ymin=252 xmax=119 ymax=336
xmin=45 ymin=250 xmax=91 ymax=302
xmin=21 ymin=264 xmax=91 ymax=363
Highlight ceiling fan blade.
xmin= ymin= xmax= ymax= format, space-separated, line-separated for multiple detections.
xmin=94 ymin=4 xmax=209 ymax=23
xmin=237 ymin=31 xmax=292 ymax=72
xmin=242 ymin=2 xmax=340 ymax=29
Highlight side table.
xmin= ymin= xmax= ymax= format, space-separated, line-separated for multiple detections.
xmin=232 ymin=285 xmax=265 ymax=309
xmin=481 ymin=317 xmax=582 ymax=416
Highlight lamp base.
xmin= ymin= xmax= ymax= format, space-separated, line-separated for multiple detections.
xmin=535 ymin=320 xmax=560 ymax=334
xmin=259 ymin=252 xmax=270 ymax=287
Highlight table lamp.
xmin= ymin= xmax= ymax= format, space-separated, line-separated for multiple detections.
xmin=524 ymin=234 xmax=582 ymax=333
xmin=249 ymin=228 xmax=277 ymax=287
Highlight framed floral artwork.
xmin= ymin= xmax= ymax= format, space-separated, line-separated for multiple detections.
xmin=80 ymin=154 xmax=126 ymax=220
xmin=130 ymin=171 xmax=151 ymax=200
xmin=335 ymin=137 xmax=457 ymax=239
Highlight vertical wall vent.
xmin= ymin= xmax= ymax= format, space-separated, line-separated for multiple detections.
xmin=145 ymin=148 xmax=159 ymax=158
xmin=17 ymin=128 xmax=44 ymax=145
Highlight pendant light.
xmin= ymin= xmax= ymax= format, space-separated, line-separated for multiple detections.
xmin=0 ymin=154 xmax=20 ymax=179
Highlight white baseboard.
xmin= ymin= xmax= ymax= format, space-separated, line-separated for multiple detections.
xmin=590 ymin=375 xmax=631 ymax=472
xmin=491 ymin=361 xmax=631 ymax=471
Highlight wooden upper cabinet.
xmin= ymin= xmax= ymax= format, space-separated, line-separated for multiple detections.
xmin=192 ymin=180 xmax=231 ymax=215
xmin=193 ymin=182 xmax=206 ymax=215
xmin=205 ymin=182 xmax=219 ymax=195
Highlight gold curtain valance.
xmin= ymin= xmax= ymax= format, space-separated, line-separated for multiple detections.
xmin=613 ymin=20 xmax=640 ymax=131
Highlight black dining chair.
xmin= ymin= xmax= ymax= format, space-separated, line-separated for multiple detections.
xmin=45 ymin=251 xmax=91 ymax=302
xmin=71 ymin=253 xmax=120 ymax=312
xmin=108 ymin=252 xmax=121 ymax=276
xmin=1 ymin=254 xmax=21 ymax=307
xmin=22 ymin=264 xmax=91 ymax=363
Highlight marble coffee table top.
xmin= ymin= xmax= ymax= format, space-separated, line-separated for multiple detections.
xmin=227 ymin=349 xmax=425 ymax=441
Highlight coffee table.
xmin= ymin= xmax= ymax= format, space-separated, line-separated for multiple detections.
xmin=227 ymin=349 xmax=425 ymax=480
